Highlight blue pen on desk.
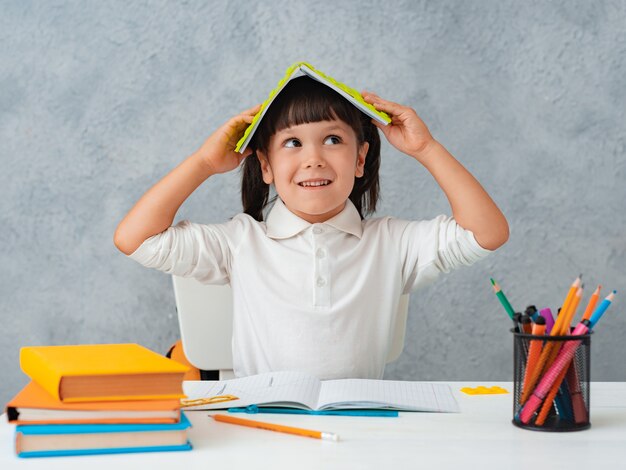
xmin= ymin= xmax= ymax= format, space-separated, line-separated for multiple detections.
xmin=228 ymin=405 xmax=399 ymax=417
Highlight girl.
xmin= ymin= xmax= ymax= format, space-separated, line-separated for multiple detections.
xmin=114 ymin=75 xmax=509 ymax=380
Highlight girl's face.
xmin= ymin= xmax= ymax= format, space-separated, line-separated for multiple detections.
xmin=257 ymin=118 xmax=369 ymax=224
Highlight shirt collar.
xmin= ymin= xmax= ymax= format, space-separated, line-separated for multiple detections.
xmin=265 ymin=198 xmax=363 ymax=240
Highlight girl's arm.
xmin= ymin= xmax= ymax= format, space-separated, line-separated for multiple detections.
xmin=114 ymin=104 xmax=261 ymax=255
xmin=362 ymin=91 xmax=509 ymax=251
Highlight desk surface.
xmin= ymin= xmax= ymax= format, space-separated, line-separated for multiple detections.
xmin=2 ymin=382 xmax=626 ymax=470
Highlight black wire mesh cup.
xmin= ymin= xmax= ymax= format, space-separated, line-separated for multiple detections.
xmin=512 ymin=329 xmax=591 ymax=431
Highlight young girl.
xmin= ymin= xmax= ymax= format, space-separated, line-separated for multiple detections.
xmin=114 ymin=76 xmax=509 ymax=380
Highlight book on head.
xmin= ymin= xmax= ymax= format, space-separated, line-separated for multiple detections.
xmin=235 ymin=61 xmax=391 ymax=154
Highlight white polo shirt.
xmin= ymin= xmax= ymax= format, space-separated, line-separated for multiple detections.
xmin=129 ymin=199 xmax=492 ymax=379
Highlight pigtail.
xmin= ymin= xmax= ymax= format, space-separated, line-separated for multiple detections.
xmin=241 ymin=151 xmax=270 ymax=222
xmin=349 ymin=117 xmax=381 ymax=219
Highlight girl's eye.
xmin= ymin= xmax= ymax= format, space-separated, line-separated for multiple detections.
xmin=325 ymin=135 xmax=342 ymax=145
xmin=284 ymin=138 xmax=301 ymax=148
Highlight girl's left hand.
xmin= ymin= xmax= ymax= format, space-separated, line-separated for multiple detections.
xmin=361 ymin=91 xmax=436 ymax=161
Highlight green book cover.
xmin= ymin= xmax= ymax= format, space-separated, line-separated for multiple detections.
xmin=235 ymin=61 xmax=391 ymax=153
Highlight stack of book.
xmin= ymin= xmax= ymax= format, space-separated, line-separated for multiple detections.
xmin=6 ymin=343 xmax=192 ymax=458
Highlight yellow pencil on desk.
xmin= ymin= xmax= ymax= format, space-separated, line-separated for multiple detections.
xmin=211 ymin=413 xmax=340 ymax=441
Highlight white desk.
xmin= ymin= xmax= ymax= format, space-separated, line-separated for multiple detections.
xmin=2 ymin=382 xmax=626 ymax=469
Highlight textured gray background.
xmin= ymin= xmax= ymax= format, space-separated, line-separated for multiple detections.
xmin=1 ymin=0 xmax=625 ymax=407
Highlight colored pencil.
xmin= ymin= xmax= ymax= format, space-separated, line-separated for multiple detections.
xmin=211 ymin=414 xmax=339 ymax=441
xmin=491 ymin=278 xmax=516 ymax=325
xmin=582 ymin=285 xmax=601 ymax=321
xmin=588 ymin=291 xmax=616 ymax=329
xmin=519 ymin=276 xmax=581 ymax=404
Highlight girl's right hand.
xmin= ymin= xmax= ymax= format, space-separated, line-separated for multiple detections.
xmin=195 ymin=103 xmax=262 ymax=174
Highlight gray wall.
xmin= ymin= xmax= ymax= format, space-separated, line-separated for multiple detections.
xmin=2 ymin=0 xmax=625 ymax=407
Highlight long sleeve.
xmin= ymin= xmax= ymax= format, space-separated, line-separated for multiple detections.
xmin=389 ymin=215 xmax=493 ymax=294
xmin=127 ymin=215 xmax=251 ymax=285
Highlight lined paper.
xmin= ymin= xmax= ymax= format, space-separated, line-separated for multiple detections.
xmin=183 ymin=371 xmax=459 ymax=412
xmin=183 ymin=371 xmax=321 ymax=410
xmin=318 ymin=379 xmax=459 ymax=412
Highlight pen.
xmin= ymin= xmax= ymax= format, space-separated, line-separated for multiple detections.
xmin=565 ymin=360 xmax=588 ymax=424
xmin=520 ymin=316 xmax=546 ymax=404
xmin=539 ymin=308 xmax=555 ymax=335
xmin=520 ymin=314 xmax=532 ymax=334
xmin=211 ymin=413 xmax=340 ymax=441
xmin=525 ymin=305 xmax=539 ymax=323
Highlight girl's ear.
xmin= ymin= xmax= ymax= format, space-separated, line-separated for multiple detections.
xmin=355 ymin=141 xmax=369 ymax=178
xmin=256 ymin=150 xmax=274 ymax=184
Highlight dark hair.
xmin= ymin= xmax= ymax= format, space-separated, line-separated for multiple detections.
xmin=241 ymin=76 xmax=381 ymax=221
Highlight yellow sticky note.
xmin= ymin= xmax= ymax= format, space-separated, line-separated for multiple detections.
xmin=460 ymin=386 xmax=509 ymax=395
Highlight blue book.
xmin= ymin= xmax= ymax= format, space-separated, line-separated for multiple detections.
xmin=15 ymin=412 xmax=192 ymax=458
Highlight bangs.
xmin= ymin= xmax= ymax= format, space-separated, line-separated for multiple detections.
xmin=253 ymin=76 xmax=364 ymax=153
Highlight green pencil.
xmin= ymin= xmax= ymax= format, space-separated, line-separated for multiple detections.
xmin=490 ymin=278 xmax=516 ymax=321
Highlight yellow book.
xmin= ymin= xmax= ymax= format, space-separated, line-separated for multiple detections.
xmin=19 ymin=344 xmax=189 ymax=403
xmin=235 ymin=61 xmax=391 ymax=154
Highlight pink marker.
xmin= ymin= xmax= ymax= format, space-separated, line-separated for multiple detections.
xmin=519 ymin=321 xmax=589 ymax=424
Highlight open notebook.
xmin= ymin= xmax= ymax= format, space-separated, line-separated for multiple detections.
xmin=183 ymin=371 xmax=459 ymax=413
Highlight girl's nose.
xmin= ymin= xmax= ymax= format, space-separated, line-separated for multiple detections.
xmin=303 ymin=149 xmax=326 ymax=168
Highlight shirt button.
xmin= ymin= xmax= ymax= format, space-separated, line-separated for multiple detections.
xmin=316 ymin=277 xmax=326 ymax=287
xmin=316 ymin=248 xmax=326 ymax=259
xmin=312 ymin=226 xmax=323 ymax=235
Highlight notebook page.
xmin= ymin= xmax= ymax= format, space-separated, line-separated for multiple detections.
xmin=317 ymin=379 xmax=460 ymax=412
xmin=182 ymin=371 xmax=321 ymax=410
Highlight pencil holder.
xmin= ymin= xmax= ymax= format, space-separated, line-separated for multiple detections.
xmin=512 ymin=329 xmax=591 ymax=431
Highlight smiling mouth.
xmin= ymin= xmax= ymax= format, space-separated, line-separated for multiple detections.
xmin=298 ymin=180 xmax=332 ymax=187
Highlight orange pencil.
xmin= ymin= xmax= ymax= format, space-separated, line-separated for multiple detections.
xmin=552 ymin=276 xmax=582 ymax=335
xmin=530 ymin=286 xmax=583 ymax=404
xmin=582 ymin=285 xmax=602 ymax=321
xmin=520 ymin=276 xmax=581 ymax=404
xmin=520 ymin=317 xmax=546 ymax=404
xmin=562 ymin=286 xmax=584 ymax=333
xmin=211 ymin=414 xmax=340 ymax=441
